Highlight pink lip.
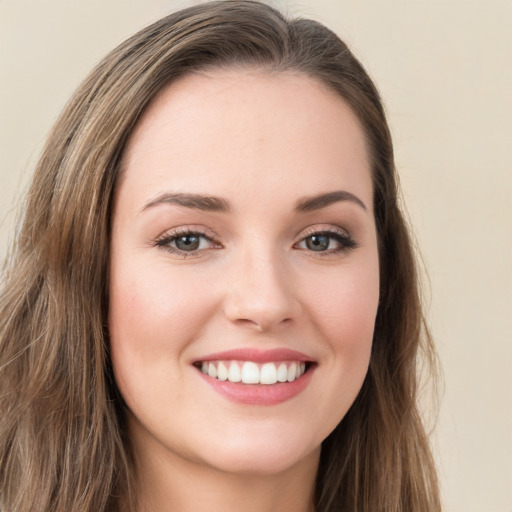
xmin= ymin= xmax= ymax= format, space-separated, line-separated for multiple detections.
xmin=193 ymin=348 xmax=316 ymax=406
xmin=194 ymin=348 xmax=313 ymax=364
xmin=196 ymin=367 xmax=315 ymax=406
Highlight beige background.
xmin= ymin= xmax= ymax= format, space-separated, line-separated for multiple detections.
xmin=1 ymin=1 xmax=511 ymax=510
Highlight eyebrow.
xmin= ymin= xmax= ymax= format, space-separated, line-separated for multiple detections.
xmin=295 ymin=190 xmax=368 ymax=212
xmin=141 ymin=192 xmax=231 ymax=213
xmin=140 ymin=189 xmax=367 ymax=214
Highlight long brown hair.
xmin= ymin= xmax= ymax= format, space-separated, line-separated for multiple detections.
xmin=0 ymin=1 xmax=440 ymax=510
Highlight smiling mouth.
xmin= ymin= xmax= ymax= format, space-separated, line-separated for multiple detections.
xmin=194 ymin=360 xmax=313 ymax=385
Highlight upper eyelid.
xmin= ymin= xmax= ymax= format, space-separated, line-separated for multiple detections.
xmin=296 ymin=224 xmax=350 ymax=239
xmin=155 ymin=225 xmax=218 ymax=242
xmin=295 ymin=228 xmax=353 ymax=246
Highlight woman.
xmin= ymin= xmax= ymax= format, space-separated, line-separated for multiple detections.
xmin=0 ymin=1 xmax=441 ymax=511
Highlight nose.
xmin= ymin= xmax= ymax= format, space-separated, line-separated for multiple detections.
xmin=223 ymin=249 xmax=300 ymax=333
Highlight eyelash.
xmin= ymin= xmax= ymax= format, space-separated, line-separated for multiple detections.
xmin=153 ymin=226 xmax=357 ymax=258
xmin=294 ymin=226 xmax=358 ymax=256
xmin=154 ymin=227 xmax=221 ymax=258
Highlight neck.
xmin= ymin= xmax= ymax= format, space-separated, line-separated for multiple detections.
xmin=132 ymin=436 xmax=319 ymax=512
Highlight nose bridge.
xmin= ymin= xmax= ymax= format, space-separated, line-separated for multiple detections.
xmin=224 ymin=242 xmax=297 ymax=331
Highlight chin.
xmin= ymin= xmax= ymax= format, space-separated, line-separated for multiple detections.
xmin=197 ymin=427 xmax=321 ymax=477
xmin=206 ymin=450 xmax=319 ymax=477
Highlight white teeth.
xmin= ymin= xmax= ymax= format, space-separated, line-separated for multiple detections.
xmin=217 ymin=361 xmax=228 ymax=381
xmin=241 ymin=362 xmax=259 ymax=384
xmin=227 ymin=361 xmax=241 ymax=382
xmin=277 ymin=363 xmax=288 ymax=382
xmin=208 ymin=362 xmax=217 ymax=379
xmin=260 ymin=363 xmax=278 ymax=385
xmin=199 ymin=360 xmax=308 ymax=385
xmin=287 ymin=362 xmax=297 ymax=382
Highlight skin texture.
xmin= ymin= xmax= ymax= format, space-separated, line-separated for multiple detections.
xmin=109 ymin=70 xmax=380 ymax=512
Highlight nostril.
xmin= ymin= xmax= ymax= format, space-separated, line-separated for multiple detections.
xmin=232 ymin=316 xmax=294 ymax=333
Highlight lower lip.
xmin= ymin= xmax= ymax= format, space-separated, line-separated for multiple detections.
xmin=196 ymin=365 xmax=315 ymax=405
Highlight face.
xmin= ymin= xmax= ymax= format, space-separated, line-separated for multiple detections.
xmin=109 ymin=70 xmax=380 ymax=477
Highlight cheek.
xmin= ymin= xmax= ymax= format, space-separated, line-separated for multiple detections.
xmin=307 ymin=261 xmax=379 ymax=345
xmin=302 ymin=256 xmax=379 ymax=401
xmin=290 ymin=257 xmax=379 ymax=437
xmin=109 ymin=263 xmax=211 ymax=352
xmin=107 ymin=264 xmax=214 ymax=403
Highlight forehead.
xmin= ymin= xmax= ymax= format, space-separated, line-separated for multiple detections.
xmin=119 ymin=69 xmax=372 ymax=212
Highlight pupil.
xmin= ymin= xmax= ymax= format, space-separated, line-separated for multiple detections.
xmin=176 ymin=235 xmax=200 ymax=251
xmin=306 ymin=235 xmax=329 ymax=251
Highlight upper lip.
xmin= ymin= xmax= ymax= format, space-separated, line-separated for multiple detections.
xmin=193 ymin=348 xmax=314 ymax=364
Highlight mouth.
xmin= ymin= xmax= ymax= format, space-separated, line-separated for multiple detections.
xmin=193 ymin=359 xmax=314 ymax=385
xmin=192 ymin=348 xmax=316 ymax=405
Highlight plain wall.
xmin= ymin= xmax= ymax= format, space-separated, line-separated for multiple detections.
xmin=1 ymin=1 xmax=511 ymax=511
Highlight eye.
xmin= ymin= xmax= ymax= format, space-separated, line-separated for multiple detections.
xmin=304 ymin=234 xmax=332 ymax=251
xmin=154 ymin=228 xmax=221 ymax=256
xmin=295 ymin=228 xmax=357 ymax=254
xmin=173 ymin=233 xmax=204 ymax=251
